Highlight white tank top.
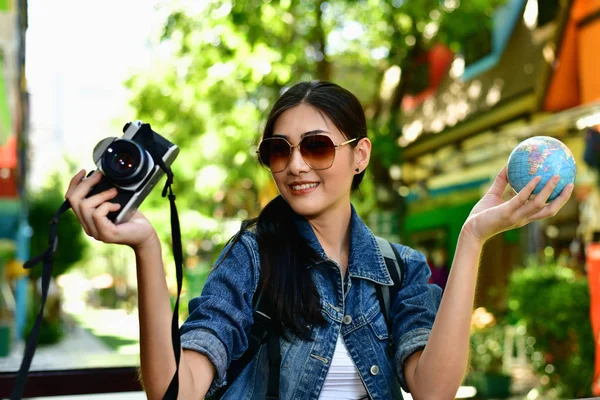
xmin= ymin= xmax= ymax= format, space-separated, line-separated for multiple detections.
xmin=318 ymin=333 xmax=369 ymax=399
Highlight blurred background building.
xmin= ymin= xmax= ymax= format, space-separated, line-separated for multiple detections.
xmin=398 ymin=0 xmax=600 ymax=309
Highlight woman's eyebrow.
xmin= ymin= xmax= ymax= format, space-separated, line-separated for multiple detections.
xmin=301 ymin=129 xmax=329 ymax=137
xmin=273 ymin=130 xmax=330 ymax=139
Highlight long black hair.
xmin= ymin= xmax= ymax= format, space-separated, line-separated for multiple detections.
xmin=223 ymin=81 xmax=368 ymax=339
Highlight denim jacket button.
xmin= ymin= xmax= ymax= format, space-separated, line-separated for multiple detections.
xmin=342 ymin=315 xmax=352 ymax=325
xmin=370 ymin=365 xmax=380 ymax=375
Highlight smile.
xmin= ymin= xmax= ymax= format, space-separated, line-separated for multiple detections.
xmin=290 ymin=183 xmax=319 ymax=191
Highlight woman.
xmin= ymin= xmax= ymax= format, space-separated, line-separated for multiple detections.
xmin=65 ymin=81 xmax=572 ymax=399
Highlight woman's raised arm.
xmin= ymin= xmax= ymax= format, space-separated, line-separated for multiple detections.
xmin=65 ymin=169 xmax=215 ymax=399
xmin=403 ymin=167 xmax=573 ymax=399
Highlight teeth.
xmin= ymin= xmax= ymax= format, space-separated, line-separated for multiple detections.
xmin=291 ymin=183 xmax=318 ymax=190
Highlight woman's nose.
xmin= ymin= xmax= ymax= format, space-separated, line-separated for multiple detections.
xmin=287 ymin=145 xmax=310 ymax=174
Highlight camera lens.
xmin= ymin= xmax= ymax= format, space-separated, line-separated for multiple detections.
xmin=101 ymin=139 xmax=149 ymax=185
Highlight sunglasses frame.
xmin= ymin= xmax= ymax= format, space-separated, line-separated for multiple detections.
xmin=257 ymin=134 xmax=358 ymax=173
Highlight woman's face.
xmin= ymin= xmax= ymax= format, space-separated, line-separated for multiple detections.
xmin=270 ymin=103 xmax=364 ymax=219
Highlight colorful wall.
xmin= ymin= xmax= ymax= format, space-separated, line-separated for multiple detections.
xmin=0 ymin=0 xmax=29 ymax=343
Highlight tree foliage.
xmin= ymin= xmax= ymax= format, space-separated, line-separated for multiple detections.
xmin=125 ymin=0 xmax=504 ymax=262
xmin=508 ymin=264 xmax=594 ymax=398
xmin=28 ymin=172 xmax=88 ymax=280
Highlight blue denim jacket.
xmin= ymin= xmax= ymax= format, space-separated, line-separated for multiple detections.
xmin=181 ymin=206 xmax=442 ymax=399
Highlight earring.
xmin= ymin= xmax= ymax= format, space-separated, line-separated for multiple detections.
xmin=355 ymin=168 xmax=359 ymax=173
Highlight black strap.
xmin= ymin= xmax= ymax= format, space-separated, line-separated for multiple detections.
xmin=9 ymin=201 xmax=72 ymax=400
xmin=161 ymin=181 xmax=184 ymax=400
xmin=138 ymin=124 xmax=183 ymax=400
xmin=265 ymin=333 xmax=280 ymax=399
xmin=376 ymin=240 xmax=404 ymax=332
xmin=387 ymin=243 xmax=404 ymax=298
xmin=375 ymin=282 xmax=390 ymax=328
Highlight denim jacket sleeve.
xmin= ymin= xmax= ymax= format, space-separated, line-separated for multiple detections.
xmin=391 ymin=244 xmax=442 ymax=392
xmin=180 ymin=230 xmax=261 ymax=396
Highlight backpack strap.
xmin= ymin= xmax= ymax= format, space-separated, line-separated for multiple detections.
xmin=265 ymin=333 xmax=281 ymax=399
xmin=374 ymin=236 xmax=405 ymax=331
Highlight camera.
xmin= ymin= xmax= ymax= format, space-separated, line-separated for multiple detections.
xmin=86 ymin=120 xmax=180 ymax=224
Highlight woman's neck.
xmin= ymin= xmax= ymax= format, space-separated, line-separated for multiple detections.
xmin=307 ymin=202 xmax=352 ymax=274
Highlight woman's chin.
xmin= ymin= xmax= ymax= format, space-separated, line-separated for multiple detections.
xmin=285 ymin=196 xmax=324 ymax=218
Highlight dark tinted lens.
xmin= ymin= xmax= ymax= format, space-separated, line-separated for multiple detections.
xmin=259 ymin=138 xmax=290 ymax=172
xmin=300 ymin=135 xmax=335 ymax=169
xmin=102 ymin=140 xmax=145 ymax=181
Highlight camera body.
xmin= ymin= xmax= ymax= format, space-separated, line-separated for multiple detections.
xmin=86 ymin=120 xmax=180 ymax=224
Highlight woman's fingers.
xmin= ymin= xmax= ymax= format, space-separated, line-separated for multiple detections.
xmin=526 ymin=183 xmax=574 ymax=222
xmin=509 ymin=175 xmax=542 ymax=210
xmin=507 ymin=175 xmax=572 ymax=227
xmin=67 ymin=170 xmax=102 ymax=205
xmin=513 ymin=175 xmax=559 ymax=218
xmin=65 ymin=170 xmax=114 ymax=238
xmin=499 ymin=175 xmax=545 ymax=226
xmin=66 ymin=171 xmax=95 ymax=235
xmin=80 ymin=188 xmax=119 ymax=238
xmin=92 ymin=202 xmax=122 ymax=242
xmin=534 ymin=176 xmax=561 ymax=204
xmin=63 ymin=170 xmax=155 ymax=248
xmin=487 ymin=166 xmax=510 ymax=198
xmin=80 ymin=187 xmax=118 ymax=209
xmin=65 ymin=169 xmax=87 ymax=199
xmin=67 ymin=171 xmax=102 ymax=214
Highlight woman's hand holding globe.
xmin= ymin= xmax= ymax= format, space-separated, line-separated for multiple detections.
xmin=462 ymin=136 xmax=575 ymax=243
xmin=506 ymin=136 xmax=576 ymax=201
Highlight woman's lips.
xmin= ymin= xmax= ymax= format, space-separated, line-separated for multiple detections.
xmin=289 ymin=182 xmax=319 ymax=194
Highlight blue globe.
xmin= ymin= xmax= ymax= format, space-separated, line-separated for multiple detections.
xmin=507 ymin=136 xmax=576 ymax=202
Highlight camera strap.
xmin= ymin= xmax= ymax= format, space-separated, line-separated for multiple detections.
xmin=11 ymin=164 xmax=185 ymax=400
xmin=140 ymin=122 xmax=184 ymax=399
xmin=9 ymin=200 xmax=71 ymax=400
xmin=159 ymin=173 xmax=185 ymax=400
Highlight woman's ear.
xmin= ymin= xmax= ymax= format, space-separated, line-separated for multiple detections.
xmin=354 ymin=137 xmax=372 ymax=173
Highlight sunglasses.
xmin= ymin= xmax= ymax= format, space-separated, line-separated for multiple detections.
xmin=257 ymin=134 xmax=357 ymax=173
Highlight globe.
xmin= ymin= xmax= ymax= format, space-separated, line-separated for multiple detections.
xmin=507 ymin=136 xmax=576 ymax=202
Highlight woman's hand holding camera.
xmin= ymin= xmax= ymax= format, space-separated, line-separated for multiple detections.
xmin=66 ymin=169 xmax=158 ymax=251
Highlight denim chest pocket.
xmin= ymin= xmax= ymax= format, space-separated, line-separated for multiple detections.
xmin=341 ymin=303 xmax=389 ymax=340
xmin=366 ymin=304 xmax=389 ymax=340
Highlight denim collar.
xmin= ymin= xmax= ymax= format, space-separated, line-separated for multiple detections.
xmin=292 ymin=205 xmax=394 ymax=286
